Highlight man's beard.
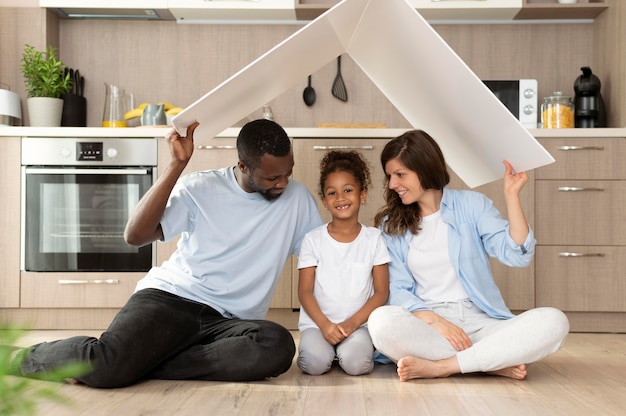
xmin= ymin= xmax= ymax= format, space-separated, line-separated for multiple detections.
xmin=247 ymin=175 xmax=284 ymax=201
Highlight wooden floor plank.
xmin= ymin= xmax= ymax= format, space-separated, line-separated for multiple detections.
xmin=4 ymin=331 xmax=626 ymax=415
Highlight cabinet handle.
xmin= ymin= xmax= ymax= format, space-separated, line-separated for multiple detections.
xmin=558 ymin=252 xmax=605 ymax=258
xmin=58 ymin=279 xmax=120 ymax=285
xmin=557 ymin=146 xmax=604 ymax=151
xmin=313 ymin=146 xmax=374 ymax=150
xmin=197 ymin=145 xmax=237 ymax=150
xmin=558 ymin=186 xmax=604 ymax=192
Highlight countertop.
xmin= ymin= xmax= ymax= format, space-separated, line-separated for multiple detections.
xmin=1 ymin=126 xmax=626 ymax=139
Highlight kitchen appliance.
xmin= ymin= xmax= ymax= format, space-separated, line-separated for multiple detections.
xmin=0 ymin=86 xmax=22 ymax=126
xmin=21 ymin=137 xmax=157 ymax=272
xmin=483 ymin=79 xmax=538 ymax=129
xmin=573 ymin=66 xmax=606 ymax=128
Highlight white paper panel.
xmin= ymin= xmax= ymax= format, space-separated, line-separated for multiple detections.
xmin=172 ymin=0 xmax=554 ymax=188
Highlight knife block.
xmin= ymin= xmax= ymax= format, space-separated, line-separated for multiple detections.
xmin=61 ymin=93 xmax=87 ymax=127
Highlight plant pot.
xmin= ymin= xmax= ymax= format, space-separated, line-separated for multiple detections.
xmin=27 ymin=97 xmax=64 ymax=127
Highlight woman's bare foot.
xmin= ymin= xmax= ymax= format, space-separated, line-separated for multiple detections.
xmin=487 ymin=364 xmax=527 ymax=380
xmin=396 ymin=356 xmax=460 ymax=381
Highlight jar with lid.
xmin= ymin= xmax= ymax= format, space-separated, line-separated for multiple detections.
xmin=541 ymin=91 xmax=574 ymax=128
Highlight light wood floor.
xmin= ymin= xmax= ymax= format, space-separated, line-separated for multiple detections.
xmin=9 ymin=331 xmax=626 ymax=416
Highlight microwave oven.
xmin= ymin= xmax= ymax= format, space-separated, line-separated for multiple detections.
xmin=483 ymin=79 xmax=538 ymax=129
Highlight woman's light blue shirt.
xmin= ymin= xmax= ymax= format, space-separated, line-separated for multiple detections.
xmin=382 ymin=188 xmax=535 ymax=319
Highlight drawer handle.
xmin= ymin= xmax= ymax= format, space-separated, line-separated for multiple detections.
xmin=558 ymin=252 xmax=605 ymax=258
xmin=558 ymin=186 xmax=604 ymax=192
xmin=313 ymin=146 xmax=374 ymax=150
xmin=197 ymin=145 xmax=236 ymax=150
xmin=557 ymin=146 xmax=605 ymax=151
xmin=58 ymin=279 xmax=120 ymax=285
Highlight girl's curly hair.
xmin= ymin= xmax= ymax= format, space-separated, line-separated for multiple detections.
xmin=318 ymin=150 xmax=371 ymax=198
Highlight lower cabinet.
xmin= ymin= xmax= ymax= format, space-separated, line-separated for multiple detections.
xmin=3 ymin=132 xmax=624 ymax=332
xmin=535 ymin=137 xmax=626 ymax=332
xmin=0 ymin=137 xmax=20 ymax=308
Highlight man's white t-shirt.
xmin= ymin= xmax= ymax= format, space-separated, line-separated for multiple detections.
xmin=135 ymin=166 xmax=322 ymax=320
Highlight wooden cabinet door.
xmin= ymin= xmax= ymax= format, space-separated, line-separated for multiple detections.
xmin=537 ymin=138 xmax=626 ymax=180
xmin=535 ymin=180 xmax=626 ymax=246
xmin=536 ymin=246 xmax=626 ymax=312
xmin=156 ymin=137 xmax=292 ymax=308
xmin=0 ymin=137 xmax=20 ymax=307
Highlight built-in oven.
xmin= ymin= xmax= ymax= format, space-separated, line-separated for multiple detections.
xmin=21 ymin=137 xmax=157 ymax=272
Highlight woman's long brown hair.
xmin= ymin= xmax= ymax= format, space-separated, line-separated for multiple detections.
xmin=374 ymin=130 xmax=450 ymax=236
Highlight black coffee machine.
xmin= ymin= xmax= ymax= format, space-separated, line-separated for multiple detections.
xmin=573 ymin=66 xmax=606 ymax=128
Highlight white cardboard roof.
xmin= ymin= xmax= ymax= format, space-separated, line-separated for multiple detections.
xmin=172 ymin=0 xmax=554 ymax=188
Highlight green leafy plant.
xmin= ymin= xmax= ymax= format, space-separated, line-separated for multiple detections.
xmin=20 ymin=44 xmax=72 ymax=98
xmin=0 ymin=325 xmax=90 ymax=416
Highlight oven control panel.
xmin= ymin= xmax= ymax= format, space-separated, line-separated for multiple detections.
xmin=77 ymin=142 xmax=103 ymax=161
xmin=21 ymin=137 xmax=158 ymax=167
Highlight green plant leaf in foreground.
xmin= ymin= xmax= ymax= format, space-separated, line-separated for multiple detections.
xmin=0 ymin=326 xmax=91 ymax=416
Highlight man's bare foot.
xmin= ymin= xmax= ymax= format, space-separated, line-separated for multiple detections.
xmin=396 ymin=356 xmax=459 ymax=381
xmin=487 ymin=364 xmax=527 ymax=380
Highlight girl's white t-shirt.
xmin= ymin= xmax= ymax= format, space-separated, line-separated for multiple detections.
xmin=297 ymin=223 xmax=390 ymax=332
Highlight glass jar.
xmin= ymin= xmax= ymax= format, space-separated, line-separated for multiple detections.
xmin=541 ymin=91 xmax=574 ymax=128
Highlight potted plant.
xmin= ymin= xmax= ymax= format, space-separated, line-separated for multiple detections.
xmin=20 ymin=44 xmax=72 ymax=127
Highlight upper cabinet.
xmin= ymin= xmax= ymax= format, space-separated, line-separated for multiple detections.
xmin=40 ymin=0 xmax=609 ymax=22
xmin=168 ymin=0 xmax=296 ymax=23
xmin=407 ymin=0 xmax=521 ymax=21
xmin=39 ymin=0 xmax=174 ymax=20
xmin=515 ymin=0 xmax=608 ymax=20
xmin=39 ymin=0 xmax=296 ymax=22
xmin=295 ymin=0 xmax=608 ymax=22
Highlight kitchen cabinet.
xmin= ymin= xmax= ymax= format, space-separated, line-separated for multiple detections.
xmin=295 ymin=0 xmax=607 ymax=21
xmin=0 ymin=137 xmax=21 ymax=308
xmin=515 ymin=0 xmax=608 ymax=20
xmin=535 ymin=137 xmax=626 ymax=332
xmin=295 ymin=0 xmax=521 ymax=21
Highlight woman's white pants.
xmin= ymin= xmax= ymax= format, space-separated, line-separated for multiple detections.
xmin=367 ymin=302 xmax=569 ymax=373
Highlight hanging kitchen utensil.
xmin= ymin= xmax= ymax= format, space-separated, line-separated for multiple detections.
xmin=331 ymin=55 xmax=348 ymax=102
xmin=303 ymin=75 xmax=316 ymax=106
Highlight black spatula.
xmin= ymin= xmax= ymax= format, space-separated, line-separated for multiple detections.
xmin=331 ymin=55 xmax=348 ymax=102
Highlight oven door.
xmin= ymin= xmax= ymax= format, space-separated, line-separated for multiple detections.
xmin=22 ymin=167 xmax=154 ymax=272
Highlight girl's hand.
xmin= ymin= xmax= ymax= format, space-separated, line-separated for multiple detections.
xmin=337 ymin=319 xmax=358 ymax=338
xmin=321 ymin=322 xmax=347 ymax=346
xmin=413 ymin=310 xmax=472 ymax=351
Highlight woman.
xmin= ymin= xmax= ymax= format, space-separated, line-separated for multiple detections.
xmin=367 ymin=130 xmax=569 ymax=381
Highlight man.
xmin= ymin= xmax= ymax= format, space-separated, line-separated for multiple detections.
xmin=14 ymin=119 xmax=322 ymax=388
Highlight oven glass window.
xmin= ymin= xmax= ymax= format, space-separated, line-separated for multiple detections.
xmin=41 ymin=183 xmax=139 ymax=253
xmin=24 ymin=169 xmax=153 ymax=272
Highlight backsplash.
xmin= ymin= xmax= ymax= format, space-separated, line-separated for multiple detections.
xmin=0 ymin=8 xmax=602 ymax=129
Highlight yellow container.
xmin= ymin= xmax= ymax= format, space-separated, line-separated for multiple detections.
xmin=541 ymin=91 xmax=574 ymax=128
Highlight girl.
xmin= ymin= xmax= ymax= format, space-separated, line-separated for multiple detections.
xmin=368 ymin=130 xmax=569 ymax=381
xmin=297 ymin=150 xmax=390 ymax=376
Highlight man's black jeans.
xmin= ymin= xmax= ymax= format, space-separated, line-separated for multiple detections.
xmin=17 ymin=288 xmax=295 ymax=388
